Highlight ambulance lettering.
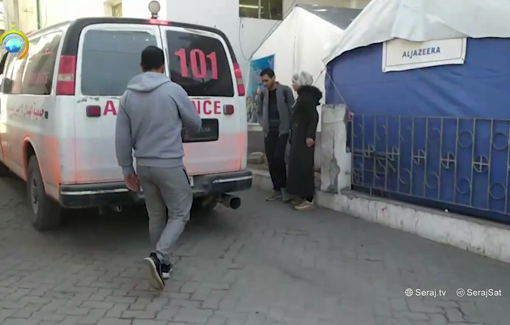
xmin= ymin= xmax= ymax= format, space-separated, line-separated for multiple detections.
xmin=103 ymin=100 xmax=117 ymax=116
xmin=192 ymin=100 xmax=222 ymax=115
xmin=102 ymin=100 xmax=223 ymax=116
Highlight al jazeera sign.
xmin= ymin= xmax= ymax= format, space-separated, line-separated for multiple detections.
xmin=1 ymin=23 xmax=29 ymax=59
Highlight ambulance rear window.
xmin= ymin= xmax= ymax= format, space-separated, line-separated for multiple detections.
xmin=81 ymin=30 xmax=158 ymax=96
xmin=166 ymin=30 xmax=234 ymax=97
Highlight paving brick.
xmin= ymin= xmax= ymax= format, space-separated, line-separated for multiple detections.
xmin=3 ymin=319 xmax=40 ymax=325
xmin=428 ymin=314 xmax=448 ymax=325
xmin=10 ymin=303 xmax=44 ymax=318
xmin=168 ymin=299 xmax=200 ymax=308
xmin=105 ymin=303 xmax=130 ymax=318
xmin=81 ymin=301 xmax=115 ymax=309
xmin=394 ymin=311 xmax=429 ymax=321
xmin=132 ymin=321 xmax=170 ymax=325
xmin=97 ymin=319 xmax=132 ymax=325
xmin=411 ymin=321 xmax=431 ymax=325
xmin=444 ymin=308 xmax=465 ymax=323
xmin=206 ymin=316 xmax=227 ymax=325
xmin=56 ymin=306 xmax=90 ymax=316
xmin=2 ymin=185 xmax=510 ymax=325
xmin=390 ymin=298 xmax=409 ymax=311
xmin=406 ymin=300 xmax=443 ymax=314
xmin=29 ymin=311 xmax=66 ymax=322
xmin=172 ymin=312 xmax=209 ymax=324
xmin=155 ymin=307 xmax=179 ymax=321
xmin=121 ymin=310 xmax=157 ymax=319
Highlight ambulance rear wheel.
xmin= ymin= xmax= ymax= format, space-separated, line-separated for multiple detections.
xmin=27 ymin=156 xmax=63 ymax=231
xmin=0 ymin=161 xmax=8 ymax=177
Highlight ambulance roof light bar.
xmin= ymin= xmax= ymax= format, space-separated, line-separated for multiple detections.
xmin=148 ymin=1 xmax=161 ymax=19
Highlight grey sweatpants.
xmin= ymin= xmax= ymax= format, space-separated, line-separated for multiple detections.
xmin=137 ymin=165 xmax=193 ymax=265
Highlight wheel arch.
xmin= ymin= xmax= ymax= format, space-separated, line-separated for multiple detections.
xmin=22 ymin=137 xmax=42 ymax=182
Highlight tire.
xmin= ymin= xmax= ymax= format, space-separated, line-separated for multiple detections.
xmin=0 ymin=161 xmax=9 ymax=177
xmin=27 ymin=156 xmax=63 ymax=231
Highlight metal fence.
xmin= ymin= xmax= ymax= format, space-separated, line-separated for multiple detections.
xmin=350 ymin=115 xmax=510 ymax=223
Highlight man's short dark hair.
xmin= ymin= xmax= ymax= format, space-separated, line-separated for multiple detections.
xmin=141 ymin=46 xmax=165 ymax=71
xmin=260 ymin=68 xmax=275 ymax=78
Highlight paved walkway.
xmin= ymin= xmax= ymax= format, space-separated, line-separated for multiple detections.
xmin=1 ymin=175 xmax=510 ymax=325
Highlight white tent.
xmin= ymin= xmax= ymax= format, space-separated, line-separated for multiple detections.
xmin=324 ymin=0 xmax=510 ymax=64
xmin=247 ymin=4 xmax=360 ymax=129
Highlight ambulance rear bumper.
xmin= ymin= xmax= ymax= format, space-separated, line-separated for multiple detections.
xmin=59 ymin=169 xmax=253 ymax=208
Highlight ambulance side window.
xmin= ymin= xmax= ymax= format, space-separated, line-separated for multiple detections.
xmin=0 ymin=52 xmax=9 ymax=90
xmin=21 ymin=32 xmax=62 ymax=95
xmin=3 ymin=47 xmax=31 ymax=95
xmin=1 ymin=54 xmax=15 ymax=93
xmin=0 ymin=52 xmax=8 ymax=75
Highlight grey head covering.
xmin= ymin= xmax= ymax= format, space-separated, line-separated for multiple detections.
xmin=292 ymin=71 xmax=314 ymax=87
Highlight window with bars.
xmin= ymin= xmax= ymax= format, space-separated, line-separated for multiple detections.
xmin=239 ymin=0 xmax=283 ymax=20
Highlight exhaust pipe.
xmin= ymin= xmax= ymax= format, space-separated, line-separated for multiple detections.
xmin=220 ymin=194 xmax=241 ymax=210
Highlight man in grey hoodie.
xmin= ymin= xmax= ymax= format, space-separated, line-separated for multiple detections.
xmin=115 ymin=46 xmax=201 ymax=290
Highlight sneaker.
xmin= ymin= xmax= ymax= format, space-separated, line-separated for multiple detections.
xmin=294 ymin=201 xmax=316 ymax=211
xmin=266 ymin=191 xmax=282 ymax=201
xmin=290 ymin=198 xmax=303 ymax=206
xmin=161 ymin=263 xmax=173 ymax=280
xmin=143 ymin=253 xmax=165 ymax=290
xmin=281 ymin=189 xmax=292 ymax=203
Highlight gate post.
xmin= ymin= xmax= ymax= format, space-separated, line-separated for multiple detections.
xmin=320 ymin=104 xmax=351 ymax=194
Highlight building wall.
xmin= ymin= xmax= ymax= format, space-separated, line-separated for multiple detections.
xmin=0 ymin=0 xmax=6 ymax=31
xmin=3 ymin=0 xmax=38 ymax=32
xmin=39 ymin=0 xmax=105 ymax=28
xmin=165 ymin=0 xmax=278 ymax=82
xmin=2 ymin=0 xmax=372 ymax=79
xmin=284 ymin=0 xmax=371 ymax=11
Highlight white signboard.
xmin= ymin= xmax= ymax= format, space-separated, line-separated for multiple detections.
xmin=382 ymin=38 xmax=467 ymax=72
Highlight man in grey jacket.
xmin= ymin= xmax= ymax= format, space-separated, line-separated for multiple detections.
xmin=115 ymin=46 xmax=201 ymax=290
xmin=257 ymin=68 xmax=295 ymax=202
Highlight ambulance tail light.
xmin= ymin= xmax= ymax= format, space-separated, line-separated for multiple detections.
xmin=223 ymin=104 xmax=234 ymax=115
xmin=86 ymin=105 xmax=101 ymax=117
xmin=233 ymin=63 xmax=245 ymax=96
xmin=56 ymin=55 xmax=76 ymax=96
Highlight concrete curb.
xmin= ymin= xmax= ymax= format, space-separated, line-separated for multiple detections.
xmin=251 ymin=167 xmax=274 ymax=192
xmin=251 ymin=168 xmax=510 ymax=264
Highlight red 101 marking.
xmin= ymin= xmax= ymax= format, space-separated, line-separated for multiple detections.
xmin=174 ymin=48 xmax=218 ymax=80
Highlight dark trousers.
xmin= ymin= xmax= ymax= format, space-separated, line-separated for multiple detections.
xmin=264 ymin=129 xmax=288 ymax=191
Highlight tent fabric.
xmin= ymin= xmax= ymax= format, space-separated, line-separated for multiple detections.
xmin=251 ymin=5 xmax=360 ymax=95
xmin=298 ymin=5 xmax=360 ymax=30
xmin=327 ymin=38 xmax=510 ymax=223
xmin=250 ymin=5 xmax=360 ymax=130
xmin=324 ymin=0 xmax=510 ymax=64
xmin=325 ymin=38 xmax=510 ymax=118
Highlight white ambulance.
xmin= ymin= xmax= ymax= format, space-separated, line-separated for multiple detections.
xmin=0 ymin=16 xmax=252 ymax=231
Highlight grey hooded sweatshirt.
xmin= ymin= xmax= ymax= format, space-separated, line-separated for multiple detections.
xmin=115 ymin=72 xmax=202 ymax=176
